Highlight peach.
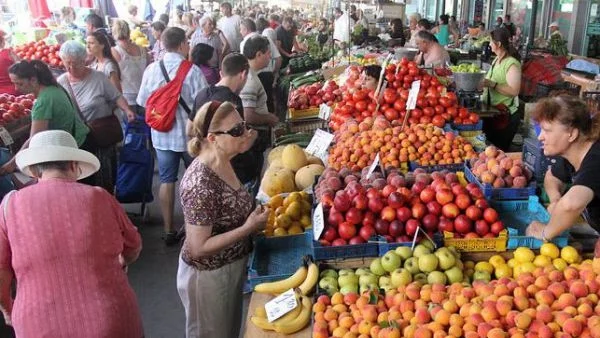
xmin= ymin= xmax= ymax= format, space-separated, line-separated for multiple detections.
xmin=514 ymin=296 xmax=530 ymax=311
xmin=361 ymin=305 xmax=378 ymax=322
xmin=586 ymin=279 xmax=600 ymax=294
xmin=515 ymin=312 xmax=532 ymax=330
xmin=505 ymin=310 xmax=519 ymax=327
xmin=549 ymin=270 xmax=565 ymax=282
xmin=399 ymin=300 xmax=415 ymax=313
xmin=563 ymin=318 xmax=583 ymax=336
xmin=493 ymin=284 xmax=510 ymax=297
xmin=564 ymin=267 xmax=580 ymax=281
xmin=569 ymin=280 xmax=589 ymax=298
xmin=579 ymin=303 xmax=594 ymax=317
xmin=538 ymin=325 xmax=554 ymax=338
xmin=434 ymin=309 xmax=450 ymax=326
xmin=481 ymin=305 xmax=500 ymax=321
xmin=535 ymin=290 xmax=556 ymax=306
xmin=495 ymin=300 xmax=512 ymax=316
xmin=468 ymin=313 xmax=484 ymax=326
xmin=413 ymin=327 xmax=433 ymax=338
xmin=554 ymin=311 xmax=571 ymax=327
xmin=414 ymin=307 xmax=430 ymax=325
xmin=448 ymin=324 xmax=462 ymax=338
xmin=548 ymin=282 xmax=567 ymax=298
xmin=555 ymin=293 xmax=577 ymax=310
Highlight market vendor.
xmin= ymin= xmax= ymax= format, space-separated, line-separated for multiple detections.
xmin=0 ymin=31 xmax=19 ymax=96
xmin=388 ymin=18 xmax=406 ymax=47
xmin=481 ymin=27 xmax=522 ymax=151
xmin=414 ymin=31 xmax=450 ymax=67
xmin=525 ymin=95 xmax=600 ymax=241
xmin=360 ymin=65 xmax=382 ymax=91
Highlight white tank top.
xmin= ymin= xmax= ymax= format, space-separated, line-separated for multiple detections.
xmin=115 ymin=44 xmax=147 ymax=105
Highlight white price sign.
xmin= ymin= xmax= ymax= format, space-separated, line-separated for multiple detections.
xmin=318 ymin=104 xmax=332 ymax=120
xmin=312 ymin=203 xmax=325 ymax=240
xmin=366 ymin=153 xmax=381 ymax=179
xmin=0 ymin=127 xmax=13 ymax=146
xmin=305 ymin=129 xmax=334 ymax=164
xmin=406 ymin=80 xmax=421 ymax=111
xmin=265 ymin=288 xmax=298 ymax=322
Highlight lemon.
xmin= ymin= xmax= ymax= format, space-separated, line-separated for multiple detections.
xmin=553 ymin=258 xmax=568 ymax=271
xmin=300 ymin=200 xmax=312 ymax=214
xmin=560 ymin=246 xmax=580 ymax=264
xmin=300 ymin=214 xmax=311 ymax=227
xmin=474 ymin=261 xmax=494 ymax=274
xmin=507 ymin=258 xmax=517 ymax=268
xmin=275 ymin=214 xmax=292 ymax=229
xmin=494 ymin=264 xmax=512 ymax=279
xmin=489 ymin=254 xmax=507 ymax=268
xmin=514 ymin=247 xmax=535 ymax=263
xmin=273 ymin=228 xmax=288 ymax=236
xmin=520 ymin=262 xmax=536 ymax=274
xmin=275 ymin=206 xmax=286 ymax=216
xmin=285 ymin=201 xmax=303 ymax=220
xmin=533 ymin=254 xmax=553 ymax=268
xmin=540 ymin=242 xmax=560 ymax=259
xmin=288 ymin=224 xmax=304 ymax=235
xmin=268 ymin=194 xmax=284 ymax=209
xmin=513 ymin=264 xmax=523 ymax=278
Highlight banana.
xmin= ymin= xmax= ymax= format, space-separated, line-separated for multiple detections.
xmin=298 ymin=257 xmax=319 ymax=296
xmin=274 ymin=295 xmax=312 ymax=334
xmin=250 ymin=316 xmax=275 ymax=331
xmin=251 ymin=292 xmax=303 ymax=331
xmin=254 ymin=264 xmax=308 ymax=294
xmin=253 ymin=306 xmax=267 ymax=319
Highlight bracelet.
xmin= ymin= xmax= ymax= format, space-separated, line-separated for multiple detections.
xmin=541 ymin=227 xmax=548 ymax=242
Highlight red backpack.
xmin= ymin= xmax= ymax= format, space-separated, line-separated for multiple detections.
xmin=145 ymin=60 xmax=193 ymax=132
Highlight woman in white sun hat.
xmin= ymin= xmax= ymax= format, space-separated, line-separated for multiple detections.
xmin=0 ymin=130 xmax=143 ymax=338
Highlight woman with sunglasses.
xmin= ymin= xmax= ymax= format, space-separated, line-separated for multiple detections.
xmin=177 ymin=100 xmax=269 ymax=338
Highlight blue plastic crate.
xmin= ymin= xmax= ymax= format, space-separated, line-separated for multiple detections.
xmin=464 ymin=162 xmax=536 ymax=200
xmin=451 ymin=120 xmax=483 ymax=131
xmin=490 ymin=196 xmax=569 ymax=249
xmin=311 ymin=237 xmax=378 ymax=261
xmin=409 ymin=161 xmax=465 ymax=173
xmin=247 ymin=232 xmax=313 ymax=287
xmin=377 ymin=233 xmax=443 ymax=255
xmin=522 ymin=138 xmax=557 ymax=184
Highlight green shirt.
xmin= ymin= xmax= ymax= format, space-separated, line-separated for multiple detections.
xmin=483 ymin=56 xmax=521 ymax=114
xmin=31 ymin=86 xmax=89 ymax=146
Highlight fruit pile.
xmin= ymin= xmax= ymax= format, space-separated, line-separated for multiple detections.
xmin=469 ymin=146 xmax=533 ymax=189
xmin=328 ymin=119 xmax=477 ymax=170
xmin=288 ymin=81 xmax=342 ymax=111
xmin=328 ymin=58 xmax=481 ymax=131
xmin=130 ymin=28 xmax=149 ymax=47
xmin=13 ymin=41 xmax=62 ymax=68
xmin=314 ymin=166 xmax=505 ymax=246
xmin=313 ymin=256 xmax=600 ymax=338
xmin=0 ymin=94 xmax=34 ymax=125
xmin=264 ymin=192 xmax=312 ymax=237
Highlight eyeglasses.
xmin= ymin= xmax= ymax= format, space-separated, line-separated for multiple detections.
xmin=211 ymin=121 xmax=248 ymax=137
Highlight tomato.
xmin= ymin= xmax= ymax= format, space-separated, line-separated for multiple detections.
xmin=458 ymin=107 xmax=470 ymax=119
xmin=398 ymin=67 xmax=408 ymax=76
xmin=423 ymin=107 xmax=435 ymax=117
xmin=469 ymin=113 xmax=480 ymax=124
xmin=411 ymin=109 xmax=423 ymax=119
xmin=454 ymin=117 xmax=463 ymax=124
xmin=41 ymin=56 xmax=49 ymax=63
xmin=438 ymin=97 xmax=452 ymax=108
xmin=355 ymin=100 xmax=368 ymax=112
xmin=392 ymin=80 xmax=402 ymax=89
xmin=445 ymin=92 xmax=457 ymax=104
xmin=383 ymin=88 xmax=397 ymax=104
xmin=403 ymin=75 xmax=413 ymax=84
xmin=341 ymin=104 xmax=354 ymax=115
xmin=385 ymin=73 xmax=395 ymax=83
xmin=416 ymin=98 xmax=427 ymax=108
xmin=399 ymin=90 xmax=409 ymax=101
xmin=367 ymin=102 xmax=377 ymax=112
xmin=400 ymin=57 xmax=409 ymax=66
xmin=403 ymin=83 xmax=411 ymax=89
xmin=384 ymin=107 xmax=399 ymax=120
xmin=432 ymin=115 xmax=446 ymax=128
xmin=430 ymin=77 xmax=440 ymax=87
xmin=419 ymin=116 xmax=432 ymax=124
xmin=408 ymin=67 xmax=419 ymax=77
xmin=434 ymin=105 xmax=445 ymax=115
xmin=422 ymin=74 xmax=432 ymax=82
xmin=386 ymin=64 xmax=396 ymax=73
xmin=446 ymin=106 xmax=458 ymax=117
xmin=420 ymin=80 xmax=430 ymax=89
xmin=427 ymin=97 xmax=438 ymax=107
xmin=393 ymin=100 xmax=406 ymax=112
xmin=353 ymin=90 xmax=368 ymax=102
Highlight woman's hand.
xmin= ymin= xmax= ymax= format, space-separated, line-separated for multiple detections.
xmin=482 ymin=78 xmax=495 ymax=88
xmin=525 ymin=221 xmax=546 ymax=240
xmin=1 ymin=310 xmax=10 ymax=326
xmin=245 ymin=205 xmax=270 ymax=233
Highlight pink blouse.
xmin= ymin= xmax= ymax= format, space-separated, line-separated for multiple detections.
xmin=0 ymin=179 xmax=143 ymax=338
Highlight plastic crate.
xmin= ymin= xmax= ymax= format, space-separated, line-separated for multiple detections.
xmin=287 ymin=107 xmax=320 ymax=120
xmin=464 ymin=162 xmax=536 ymax=200
xmin=490 ymin=196 xmax=569 ymax=249
xmin=409 ymin=161 xmax=465 ymax=173
xmin=443 ymin=230 xmax=508 ymax=252
xmin=288 ymin=118 xmax=328 ymax=134
xmin=311 ymin=236 xmax=379 ymax=261
xmin=247 ymin=232 xmax=313 ymax=288
xmin=450 ymin=120 xmax=483 ymax=132
xmin=377 ymin=233 xmax=443 ymax=255
xmin=522 ymin=137 xmax=556 ymax=183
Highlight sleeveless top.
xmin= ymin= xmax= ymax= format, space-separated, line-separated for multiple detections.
xmin=435 ymin=25 xmax=450 ymax=46
xmin=482 ymin=56 xmax=521 ymax=114
xmin=114 ymin=44 xmax=147 ymax=105
xmin=0 ymin=49 xmax=17 ymax=95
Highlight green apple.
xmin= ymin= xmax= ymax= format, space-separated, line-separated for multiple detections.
xmin=473 ymin=270 xmax=491 ymax=282
xmin=370 ymin=258 xmax=386 ymax=276
xmin=319 ymin=276 xmax=339 ymax=295
xmin=404 ymin=257 xmax=420 ymax=274
xmin=413 ymin=244 xmax=431 ymax=258
xmin=340 ymin=284 xmax=358 ymax=295
xmin=320 ymin=269 xmax=338 ymax=279
xmin=427 ymin=271 xmax=447 ymax=285
xmin=445 ymin=266 xmax=464 ymax=284
xmin=359 ymin=273 xmax=378 ymax=287
xmin=395 ymin=246 xmax=413 ymax=260
xmin=378 ymin=275 xmax=391 ymax=288
xmin=355 ymin=268 xmax=370 ymax=276
xmin=435 ymin=248 xmax=456 ymax=270
xmin=338 ymin=269 xmax=355 ymax=276
xmin=381 ymin=251 xmax=402 ymax=273
xmin=338 ymin=274 xmax=359 ymax=288
xmin=414 ymin=273 xmax=427 ymax=284
xmin=390 ymin=268 xmax=412 ymax=287
xmin=447 ymin=246 xmax=460 ymax=259
xmin=419 ymin=239 xmax=435 ymax=251
xmin=418 ymin=253 xmax=439 ymax=273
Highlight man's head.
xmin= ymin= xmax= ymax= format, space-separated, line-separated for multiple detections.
xmin=318 ymin=18 xmax=328 ymax=31
xmin=220 ymin=53 xmax=250 ymax=92
xmin=85 ymin=13 xmax=104 ymax=35
xmin=415 ymin=30 xmax=438 ymax=53
xmin=350 ymin=5 xmax=357 ymax=15
xmin=242 ymin=35 xmax=271 ymax=70
xmin=282 ymin=17 xmax=293 ymax=31
xmin=417 ymin=19 xmax=432 ymax=31
xmin=128 ymin=5 xmax=138 ymax=16
xmin=221 ymin=2 xmax=232 ymax=16
xmin=549 ymin=21 xmax=560 ymax=32
xmin=240 ymin=18 xmax=257 ymax=37
xmin=256 ymin=17 xmax=269 ymax=33
xmin=162 ymin=27 xmax=189 ymax=56
xmin=496 ymin=16 xmax=503 ymax=25
xmin=334 ymin=8 xmax=343 ymax=19
xmin=269 ymin=14 xmax=280 ymax=24
xmin=504 ymin=14 xmax=511 ymax=22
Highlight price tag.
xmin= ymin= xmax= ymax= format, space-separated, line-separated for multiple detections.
xmin=406 ymin=80 xmax=421 ymax=111
xmin=305 ymin=129 xmax=334 ymax=164
xmin=366 ymin=153 xmax=381 ymax=179
xmin=265 ymin=288 xmax=299 ymax=322
xmin=313 ymin=203 xmax=325 ymax=240
xmin=0 ymin=127 xmax=13 ymax=146
xmin=318 ymin=104 xmax=332 ymax=120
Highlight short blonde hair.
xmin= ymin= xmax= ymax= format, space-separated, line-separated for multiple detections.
xmin=112 ymin=19 xmax=131 ymax=41
xmin=128 ymin=5 xmax=137 ymax=15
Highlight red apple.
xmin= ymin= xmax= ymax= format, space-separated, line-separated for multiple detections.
xmin=359 ymin=224 xmax=376 ymax=241
xmin=380 ymin=206 xmax=397 ymax=222
xmin=374 ymin=219 xmax=390 ymax=236
xmin=322 ymin=226 xmax=338 ymax=242
xmin=464 ymin=232 xmax=479 ymax=239
xmin=338 ymin=222 xmax=357 ymax=240
xmin=345 ymin=207 xmax=363 ymax=225
xmin=451 ymin=184 xmax=468 ymax=196
xmin=397 ymin=235 xmax=411 ymax=242
xmin=475 ymin=219 xmax=490 ymax=237
xmin=469 ymin=187 xmax=484 ymax=199
xmin=331 ymin=238 xmax=348 ymax=246
xmin=483 ymin=208 xmax=499 ymax=223
xmin=475 ymin=198 xmax=489 ymax=210
xmin=345 ymin=181 xmax=364 ymax=199
xmin=389 ymin=174 xmax=406 ymax=187
xmin=422 ymin=214 xmax=439 ymax=232
xmin=411 ymin=181 xmax=427 ymax=195
xmin=368 ymin=197 xmax=384 ymax=213
xmin=319 ymin=239 xmax=331 ymax=246
xmin=426 ymin=201 xmax=442 ymax=216
xmin=387 ymin=192 xmax=404 ymax=208
xmin=349 ymin=236 xmax=366 ymax=245
xmin=420 ymin=187 xmax=436 ymax=203
xmin=382 ymin=185 xmax=396 ymax=198
xmin=454 ymin=215 xmax=472 ymax=234
xmin=352 ymin=194 xmax=368 ymax=210
xmin=328 ymin=208 xmax=344 ymax=227
xmin=436 ymin=188 xmax=455 ymax=205
xmin=383 ymin=235 xmax=394 ymax=243
xmin=389 ymin=220 xmax=404 ymax=237
xmin=455 ymin=193 xmax=471 ymax=210
xmin=396 ymin=207 xmax=411 ymax=222
xmin=366 ymin=188 xmax=379 ymax=200
xmin=363 ymin=211 xmax=376 ymax=228
xmin=334 ymin=191 xmax=351 ymax=212
xmin=483 ymin=233 xmax=496 ymax=238
xmin=438 ymin=217 xmax=454 ymax=233
xmin=442 ymin=203 xmax=460 ymax=219
xmin=490 ymin=221 xmax=504 ymax=235
xmin=405 ymin=219 xmax=420 ymax=236
xmin=465 ymin=205 xmax=483 ymax=221
xmin=411 ymin=203 xmax=427 ymax=219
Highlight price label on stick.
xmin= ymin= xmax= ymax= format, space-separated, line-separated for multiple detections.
xmin=313 ymin=203 xmax=325 ymax=240
xmin=0 ymin=127 xmax=13 ymax=146
xmin=265 ymin=288 xmax=299 ymax=322
xmin=406 ymin=80 xmax=421 ymax=111
xmin=318 ymin=104 xmax=332 ymax=120
xmin=366 ymin=153 xmax=381 ymax=179
xmin=305 ymin=129 xmax=334 ymax=164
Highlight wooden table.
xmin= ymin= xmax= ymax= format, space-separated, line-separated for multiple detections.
xmin=243 ymin=292 xmax=311 ymax=338
xmin=561 ymin=71 xmax=600 ymax=97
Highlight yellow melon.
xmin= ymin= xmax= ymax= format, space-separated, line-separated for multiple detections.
xmin=281 ymin=144 xmax=307 ymax=172
xmin=295 ymin=164 xmax=325 ymax=190
xmin=306 ymin=155 xmax=324 ymax=166
xmin=267 ymin=146 xmax=286 ymax=164
xmin=261 ymin=168 xmax=296 ymax=196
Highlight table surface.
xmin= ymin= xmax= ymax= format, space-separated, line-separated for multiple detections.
xmin=243 ymin=292 xmax=311 ymax=338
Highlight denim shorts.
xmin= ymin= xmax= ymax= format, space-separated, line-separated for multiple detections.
xmin=155 ymin=149 xmax=193 ymax=183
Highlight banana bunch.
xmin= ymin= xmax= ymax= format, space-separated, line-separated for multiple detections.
xmin=251 ymin=290 xmax=312 ymax=334
xmin=254 ymin=256 xmax=318 ymax=296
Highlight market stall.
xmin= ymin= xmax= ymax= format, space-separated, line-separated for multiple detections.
xmin=244 ymin=39 xmax=600 ymax=338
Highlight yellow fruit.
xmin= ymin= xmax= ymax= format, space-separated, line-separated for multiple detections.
xmin=268 ymin=194 xmax=284 ymax=209
xmin=507 ymin=258 xmax=517 ymax=268
xmin=273 ymin=228 xmax=288 ymax=236
xmin=464 ymin=261 xmax=475 ymax=269
xmin=275 ymin=214 xmax=292 ymax=229
xmin=262 ymin=168 xmax=296 ymax=197
xmin=520 ymin=262 xmax=536 ymax=274
xmin=533 ymin=255 xmax=552 ymax=268
xmin=288 ymin=224 xmax=304 ymax=235
xmin=300 ymin=214 xmax=311 ymax=227
xmin=474 ymin=261 xmax=494 ymax=274
xmin=285 ymin=192 xmax=302 ymax=206
xmin=553 ymin=258 xmax=568 ymax=271
xmin=286 ymin=201 xmax=303 ymax=220
xmin=300 ymin=200 xmax=312 ymax=214
xmin=560 ymin=246 xmax=580 ymax=264
xmin=267 ymin=146 xmax=286 ymax=164
xmin=513 ymin=263 xmax=523 ymax=278
xmin=264 ymin=228 xmax=274 ymax=236
xmin=306 ymin=155 xmax=324 ymax=166
xmin=267 ymin=158 xmax=284 ymax=171
xmin=254 ymin=306 xmax=267 ymax=318
xmin=299 ymin=191 xmax=309 ymax=200
xmin=494 ymin=264 xmax=512 ymax=279
xmin=540 ymin=242 xmax=560 ymax=259
xmin=281 ymin=144 xmax=308 ymax=172
xmin=275 ymin=206 xmax=286 ymax=217
xmin=514 ymin=247 xmax=535 ymax=263
xmin=489 ymin=255 xmax=506 ymax=268
xmin=295 ymin=164 xmax=325 ymax=190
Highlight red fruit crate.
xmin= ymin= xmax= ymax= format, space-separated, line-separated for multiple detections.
xmin=464 ymin=162 xmax=537 ymax=200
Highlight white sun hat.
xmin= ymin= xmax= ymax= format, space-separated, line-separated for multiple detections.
xmin=15 ymin=130 xmax=100 ymax=180
xmin=549 ymin=21 xmax=560 ymax=28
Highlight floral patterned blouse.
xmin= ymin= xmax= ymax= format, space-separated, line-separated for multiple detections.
xmin=180 ymin=160 xmax=253 ymax=271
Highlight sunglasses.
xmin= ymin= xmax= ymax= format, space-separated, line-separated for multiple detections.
xmin=212 ymin=121 xmax=249 ymax=137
